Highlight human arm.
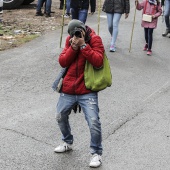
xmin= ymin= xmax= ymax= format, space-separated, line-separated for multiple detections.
xmin=80 ymin=35 xmax=105 ymax=68
xmin=152 ymin=3 xmax=162 ymax=18
xmin=135 ymin=0 xmax=144 ymax=10
xmin=58 ymin=36 xmax=79 ymax=68
xmin=124 ymin=0 xmax=130 ymax=17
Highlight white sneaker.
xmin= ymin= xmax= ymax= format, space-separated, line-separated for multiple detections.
xmin=54 ymin=142 xmax=72 ymax=153
xmin=64 ymin=13 xmax=70 ymax=18
xmin=89 ymin=154 xmax=102 ymax=168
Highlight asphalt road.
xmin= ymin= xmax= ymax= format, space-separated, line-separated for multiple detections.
xmin=0 ymin=2 xmax=170 ymax=170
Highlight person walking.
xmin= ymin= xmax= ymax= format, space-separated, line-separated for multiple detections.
xmin=136 ymin=0 xmax=162 ymax=55
xmin=161 ymin=0 xmax=170 ymax=36
xmin=70 ymin=0 xmax=89 ymax=23
xmin=102 ymin=0 xmax=130 ymax=52
xmin=54 ymin=19 xmax=104 ymax=168
xmin=36 ymin=0 xmax=52 ymax=17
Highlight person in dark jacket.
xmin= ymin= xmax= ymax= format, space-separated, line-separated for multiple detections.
xmin=102 ymin=0 xmax=130 ymax=52
xmin=161 ymin=0 xmax=170 ymax=36
xmin=54 ymin=19 xmax=104 ymax=168
xmin=70 ymin=0 xmax=89 ymax=23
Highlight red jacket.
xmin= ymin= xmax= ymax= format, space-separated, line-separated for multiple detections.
xmin=59 ymin=28 xmax=105 ymax=94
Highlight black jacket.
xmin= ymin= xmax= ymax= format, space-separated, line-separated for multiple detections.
xmin=102 ymin=0 xmax=130 ymax=14
xmin=70 ymin=0 xmax=89 ymax=10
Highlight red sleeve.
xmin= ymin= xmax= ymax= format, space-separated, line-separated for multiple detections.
xmin=81 ymin=35 xmax=105 ymax=68
xmin=58 ymin=36 xmax=79 ymax=67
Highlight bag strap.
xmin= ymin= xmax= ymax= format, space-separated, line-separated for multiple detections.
xmin=144 ymin=0 xmax=159 ymax=15
xmin=143 ymin=0 xmax=148 ymax=14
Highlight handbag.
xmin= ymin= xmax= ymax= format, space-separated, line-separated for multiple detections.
xmin=142 ymin=14 xmax=152 ymax=22
xmin=142 ymin=1 xmax=152 ymax=22
xmin=52 ymin=67 xmax=67 ymax=93
xmin=84 ymin=52 xmax=112 ymax=91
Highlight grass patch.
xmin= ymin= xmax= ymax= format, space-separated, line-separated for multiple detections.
xmin=16 ymin=34 xmax=40 ymax=44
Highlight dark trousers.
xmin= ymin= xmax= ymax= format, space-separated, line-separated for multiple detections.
xmin=89 ymin=0 xmax=96 ymax=13
xmin=144 ymin=28 xmax=154 ymax=50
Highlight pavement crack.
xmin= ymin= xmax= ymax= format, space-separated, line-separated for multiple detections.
xmin=103 ymin=110 xmax=143 ymax=141
xmin=1 ymin=127 xmax=55 ymax=147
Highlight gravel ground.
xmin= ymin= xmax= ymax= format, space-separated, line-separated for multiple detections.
xmin=0 ymin=0 xmax=71 ymax=51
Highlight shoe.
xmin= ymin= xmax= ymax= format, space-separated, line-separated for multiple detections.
xmin=147 ymin=49 xmax=152 ymax=55
xmin=54 ymin=142 xmax=72 ymax=153
xmin=110 ymin=44 xmax=116 ymax=52
xmin=143 ymin=43 xmax=148 ymax=51
xmin=89 ymin=154 xmax=102 ymax=168
xmin=64 ymin=13 xmax=70 ymax=18
xmin=36 ymin=11 xmax=43 ymax=16
xmin=45 ymin=13 xmax=51 ymax=17
xmin=162 ymin=29 xmax=170 ymax=37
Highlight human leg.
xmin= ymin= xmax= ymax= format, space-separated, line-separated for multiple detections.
xmin=144 ymin=28 xmax=149 ymax=44
xmin=78 ymin=93 xmax=102 ymax=155
xmin=59 ymin=0 xmax=64 ymax=9
xmin=106 ymin=13 xmax=116 ymax=51
xmin=147 ymin=28 xmax=153 ymax=55
xmin=66 ymin=0 xmax=71 ymax=15
xmin=45 ymin=0 xmax=52 ymax=16
xmin=90 ymin=0 xmax=96 ymax=13
xmin=147 ymin=28 xmax=153 ymax=50
xmin=106 ymin=13 xmax=113 ymax=36
xmin=71 ymin=8 xmax=79 ymax=20
xmin=78 ymin=9 xmax=88 ymax=24
xmin=56 ymin=93 xmax=77 ymax=145
xmin=162 ymin=0 xmax=170 ymax=36
xmin=78 ymin=93 xmax=102 ymax=167
xmin=110 ymin=13 xmax=122 ymax=47
xmin=144 ymin=28 xmax=148 ymax=50
xmin=164 ymin=0 xmax=170 ymax=30
xmin=36 ymin=0 xmax=44 ymax=15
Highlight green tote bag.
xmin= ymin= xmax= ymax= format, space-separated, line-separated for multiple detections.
xmin=84 ymin=52 xmax=112 ymax=91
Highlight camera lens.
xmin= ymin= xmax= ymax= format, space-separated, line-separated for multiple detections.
xmin=74 ymin=30 xmax=82 ymax=38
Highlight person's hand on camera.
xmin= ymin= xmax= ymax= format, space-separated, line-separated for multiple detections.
xmin=70 ymin=31 xmax=85 ymax=50
xmin=76 ymin=31 xmax=85 ymax=47
xmin=70 ymin=37 xmax=79 ymax=50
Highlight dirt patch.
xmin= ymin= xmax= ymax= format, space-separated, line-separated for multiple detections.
xmin=0 ymin=0 xmax=71 ymax=51
xmin=0 ymin=0 xmax=103 ymax=51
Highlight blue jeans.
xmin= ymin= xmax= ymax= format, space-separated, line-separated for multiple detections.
xmin=56 ymin=92 xmax=103 ymax=155
xmin=66 ymin=0 xmax=71 ymax=14
xmin=164 ymin=0 xmax=170 ymax=30
xmin=37 ymin=0 xmax=51 ymax=14
xmin=106 ymin=13 xmax=122 ymax=46
xmin=71 ymin=8 xmax=88 ymax=23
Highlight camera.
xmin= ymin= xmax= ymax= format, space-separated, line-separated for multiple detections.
xmin=73 ymin=28 xmax=82 ymax=38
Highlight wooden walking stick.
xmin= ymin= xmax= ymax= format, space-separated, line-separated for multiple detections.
xmin=129 ymin=2 xmax=137 ymax=52
xmin=60 ymin=0 xmax=66 ymax=48
xmin=97 ymin=0 xmax=102 ymax=35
